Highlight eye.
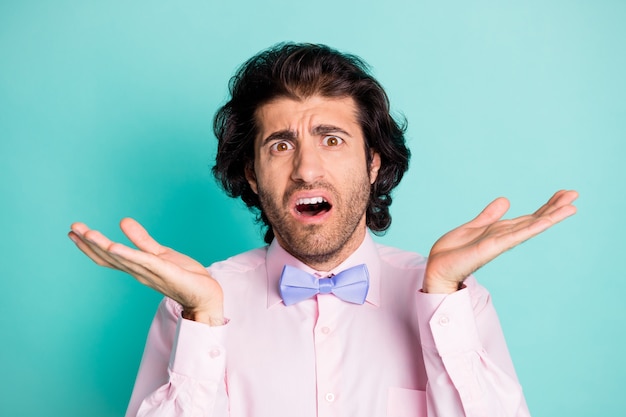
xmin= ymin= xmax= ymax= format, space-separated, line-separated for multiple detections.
xmin=322 ymin=135 xmax=343 ymax=147
xmin=270 ymin=141 xmax=294 ymax=152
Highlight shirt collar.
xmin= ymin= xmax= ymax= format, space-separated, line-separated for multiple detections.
xmin=266 ymin=231 xmax=381 ymax=308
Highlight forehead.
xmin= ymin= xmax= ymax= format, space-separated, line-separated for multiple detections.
xmin=254 ymin=95 xmax=361 ymax=139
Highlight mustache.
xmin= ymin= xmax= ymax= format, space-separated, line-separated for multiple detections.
xmin=283 ymin=182 xmax=338 ymax=202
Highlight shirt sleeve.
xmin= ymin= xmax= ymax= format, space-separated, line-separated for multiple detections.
xmin=416 ymin=276 xmax=531 ymax=417
xmin=125 ymin=297 xmax=229 ymax=417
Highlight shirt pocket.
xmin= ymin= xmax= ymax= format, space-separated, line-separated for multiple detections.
xmin=387 ymin=387 xmax=427 ymax=417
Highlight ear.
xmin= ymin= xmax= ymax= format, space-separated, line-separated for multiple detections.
xmin=369 ymin=150 xmax=381 ymax=184
xmin=245 ymin=162 xmax=258 ymax=194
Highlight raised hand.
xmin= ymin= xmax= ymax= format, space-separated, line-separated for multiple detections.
xmin=68 ymin=218 xmax=224 ymax=325
xmin=423 ymin=190 xmax=578 ymax=294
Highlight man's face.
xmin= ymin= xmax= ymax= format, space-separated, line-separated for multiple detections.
xmin=246 ymin=95 xmax=381 ymax=269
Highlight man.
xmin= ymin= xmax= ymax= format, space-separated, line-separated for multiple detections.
xmin=68 ymin=43 xmax=577 ymax=416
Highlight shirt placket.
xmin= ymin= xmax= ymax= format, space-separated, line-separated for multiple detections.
xmin=313 ymin=293 xmax=344 ymax=417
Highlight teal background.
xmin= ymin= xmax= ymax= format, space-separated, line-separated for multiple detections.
xmin=1 ymin=0 xmax=624 ymax=416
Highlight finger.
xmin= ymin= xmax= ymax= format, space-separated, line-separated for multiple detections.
xmin=70 ymin=223 xmax=121 ymax=268
xmin=535 ymin=201 xmax=577 ymax=228
xmin=83 ymin=229 xmax=175 ymax=280
xmin=534 ymin=190 xmax=578 ymax=217
xmin=466 ymin=197 xmax=511 ymax=228
xmin=498 ymin=191 xmax=577 ymax=232
xmin=68 ymin=231 xmax=117 ymax=269
xmin=108 ymin=241 xmax=184 ymax=280
xmin=70 ymin=222 xmax=183 ymax=292
xmin=72 ymin=222 xmax=156 ymax=269
xmin=106 ymin=242 xmax=217 ymax=302
xmin=70 ymin=222 xmax=94 ymax=236
xmin=106 ymin=242 xmax=204 ymax=297
xmin=104 ymin=246 xmax=173 ymax=290
xmin=71 ymin=229 xmax=172 ymax=288
xmin=552 ymin=190 xmax=579 ymax=210
xmin=489 ymin=202 xmax=577 ymax=252
xmin=120 ymin=218 xmax=164 ymax=255
xmin=78 ymin=230 xmax=140 ymax=274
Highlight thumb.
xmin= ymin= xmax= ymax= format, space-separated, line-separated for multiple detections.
xmin=120 ymin=218 xmax=163 ymax=254
xmin=467 ymin=197 xmax=511 ymax=228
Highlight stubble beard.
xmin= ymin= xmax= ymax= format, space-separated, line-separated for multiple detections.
xmin=258 ymin=176 xmax=371 ymax=269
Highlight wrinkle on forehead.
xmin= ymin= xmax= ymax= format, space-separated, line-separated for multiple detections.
xmin=255 ymin=95 xmax=361 ymax=142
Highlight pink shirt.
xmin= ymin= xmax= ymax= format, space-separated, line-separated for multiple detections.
xmin=126 ymin=233 xmax=530 ymax=417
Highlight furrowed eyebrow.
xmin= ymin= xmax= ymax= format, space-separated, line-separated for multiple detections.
xmin=261 ymin=125 xmax=351 ymax=146
xmin=311 ymin=125 xmax=352 ymax=137
xmin=262 ymin=129 xmax=297 ymax=146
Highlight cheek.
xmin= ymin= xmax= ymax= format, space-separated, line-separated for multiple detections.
xmin=257 ymin=158 xmax=291 ymax=184
xmin=254 ymin=167 xmax=286 ymax=198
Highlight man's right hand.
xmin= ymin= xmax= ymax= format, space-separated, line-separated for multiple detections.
xmin=68 ymin=218 xmax=224 ymax=326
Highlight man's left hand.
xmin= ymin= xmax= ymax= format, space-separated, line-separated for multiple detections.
xmin=423 ymin=190 xmax=578 ymax=294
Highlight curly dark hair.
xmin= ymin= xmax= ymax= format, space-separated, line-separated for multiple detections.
xmin=213 ymin=42 xmax=410 ymax=244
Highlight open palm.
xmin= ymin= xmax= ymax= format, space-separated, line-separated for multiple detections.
xmin=423 ymin=190 xmax=578 ymax=294
xmin=69 ymin=218 xmax=224 ymax=324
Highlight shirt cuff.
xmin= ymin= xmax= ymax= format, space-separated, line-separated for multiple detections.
xmin=416 ymin=286 xmax=482 ymax=355
xmin=168 ymin=315 xmax=228 ymax=381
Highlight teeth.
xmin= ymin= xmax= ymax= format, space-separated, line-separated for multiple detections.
xmin=296 ymin=197 xmax=327 ymax=205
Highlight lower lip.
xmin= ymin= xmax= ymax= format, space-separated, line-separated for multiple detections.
xmin=293 ymin=208 xmax=332 ymax=224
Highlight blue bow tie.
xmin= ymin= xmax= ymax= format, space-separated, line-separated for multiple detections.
xmin=279 ymin=264 xmax=370 ymax=306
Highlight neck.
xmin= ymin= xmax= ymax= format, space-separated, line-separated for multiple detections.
xmin=277 ymin=225 xmax=367 ymax=272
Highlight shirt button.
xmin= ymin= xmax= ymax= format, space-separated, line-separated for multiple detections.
xmin=325 ymin=393 xmax=335 ymax=402
xmin=209 ymin=348 xmax=221 ymax=358
xmin=438 ymin=315 xmax=450 ymax=326
xmin=321 ymin=326 xmax=330 ymax=334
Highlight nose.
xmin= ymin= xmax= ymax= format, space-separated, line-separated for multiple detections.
xmin=291 ymin=144 xmax=325 ymax=183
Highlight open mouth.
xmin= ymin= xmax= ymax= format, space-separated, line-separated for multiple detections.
xmin=295 ymin=197 xmax=332 ymax=217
